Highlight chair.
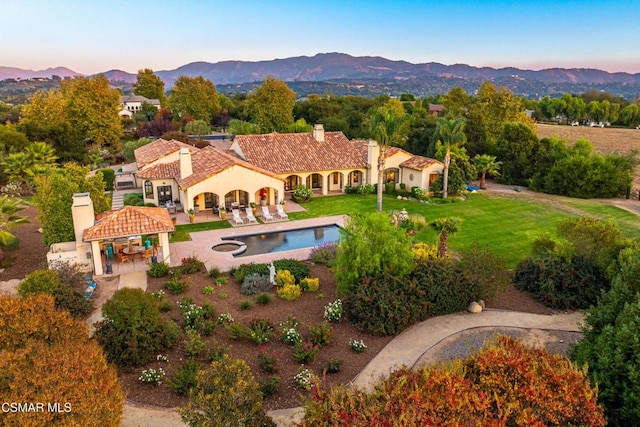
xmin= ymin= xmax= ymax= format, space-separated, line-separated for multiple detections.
xmin=276 ymin=204 xmax=288 ymax=219
xmin=245 ymin=207 xmax=257 ymax=223
xmin=261 ymin=206 xmax=274 ymax=221
xmin=117 ymin=253 xmax=130 ymax=264
xmin=231 ymin=209 xmax=245 ymax=225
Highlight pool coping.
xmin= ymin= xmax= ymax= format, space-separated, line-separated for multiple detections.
xmin=169 ymin=215 xmax=347 ymax=271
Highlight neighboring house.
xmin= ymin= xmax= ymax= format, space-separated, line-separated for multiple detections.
xmin=428 ymin=103 xmax=445 ymax=117
xmin=119 ymin=94 xmax=161 ymax=118
xmin=133 ymin=124 xmax=444 ymax=214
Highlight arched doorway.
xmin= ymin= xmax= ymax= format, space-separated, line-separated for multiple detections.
xmin=224 ymin=190 xmax=249 ymax=208
xmin=285 ymin=175 xmax=302 ymax=192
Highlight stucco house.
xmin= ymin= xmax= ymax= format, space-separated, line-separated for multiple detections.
xmin=119 ymin=94 xmax=161 ymax=118
xmin=133 ymin=124 xmax=444 ymax=214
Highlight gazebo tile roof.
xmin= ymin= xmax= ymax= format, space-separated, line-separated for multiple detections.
xmin=134 ymin=139 xmax=198 ymax=168
xmin=83 ymin=206 xmax=174 ymax=241
xmin=400 ymin=155 xmax=443 ymax=171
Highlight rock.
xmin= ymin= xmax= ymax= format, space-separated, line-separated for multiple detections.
xmin=467 ymin=301 xmax=483 ymax=313
xmin=402 ymin=196 xmax=408 ymax=200
xmin=396 ymin=195 xmax=402 ymax=200
xmin=478 ymin=299 xmax=486 ymax=309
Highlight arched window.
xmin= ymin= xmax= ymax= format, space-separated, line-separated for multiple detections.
xmin=144 ymin=180 xmax=153 ymax=198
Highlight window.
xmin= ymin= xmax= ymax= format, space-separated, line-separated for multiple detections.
xmin=333 ymin=173 xmax=339 ymax=185
xmin=353 ymin=172 xmax=359 ymax=183
xmin=144 ymin=180 xmax=153 ymax=198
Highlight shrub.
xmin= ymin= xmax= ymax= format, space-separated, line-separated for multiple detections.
xmin=293 ymin=340 xmax=320 ymax=363
xmin=249 ymin=318 xmax=274 ymax=345
xmin=411 ymin=259 xmax=475 ymax=316
xmin=325 ymin=359 xmax=343 ymax=374
xmin=218 ymin=292 xmax=228 ymax=299
xmin=95 ymin=288 xmax=180 ymax=368
xmin=308 ymin=321 xmax=332 ymax=347
xmin=179 ymin=354 xmax=276 ymax=427
xmin=299 ymin=277 xmax=320 ymax=292
xmin=184 ymin=330 xmax=206 ymax=357
xmin=240 ymin=272 xmax=272 ymax=295
xmin=280 ymin=317 xmax=301 ymax=345
xmin=218 ymin=313 xmax=234 ymax=324
xmin=97 ymin=168 xmax=115 ymax=191
xmin=231 ymin=262 xmax=269 ymax=282
xmin=349 ymin=339 xmax=367 ymax=353
xmin=273 ymin=258 xmax=310 ymax=282
xmin=458 ymin=241 xmax=511 ymax=301
xmin=513 ymin=254 xmax=609 ymax=309
xmin=356 ymin=183 xmax=374 ymax=194
xmin=171 ymin=358 xmax=199 ymax=396
xmin=52 ymin=284 xmax=93 ymax=318
xmin=255 ymin=292 xmax=273 ymax=305
xmin=292 ymin=184 xmax=312 ymax=203
xmin=411 ymin=242 xmax=440 ymax=261
xmin=207 ymin=266 xmax=221 ymax=278
xmin=17 ymin=269 xmax=60 ymax=296
xmin=294 ymin=367 xmax=316 ymax=391
xmin=323 ymin=299 xmax=343 ymax=323
xmin=180 ymin=256 xmax=205 ymax=274
xmin=0 ymin=294 xmax=124 ymax=427
xmin=166 ymin=277 xmax=189 ymax=294
xmin=148 ymin=261 xmax=170 ymax=278
xmin=277 ymin=283 xmax=302 ymax=301
xmin=225 ymin=322 xmax=253 ymax=341
xmin=384 ymin=182 xmax=395 ymax=194
xmin=202 ymin=285 xmax=214 ymax=295
xmin=215 ymin=276 xmax=228 ymax=286
xmin=239 ymin=299 xmax=253 ymax=310
xmin=309 ymin=242 xmax=338 ymax=266
xmin=411 ymin=186 xmax=426 ymax=199
xmin=139 ymin=368 xmax=165 ymax=386
xmin=177 ymin=299 xmax=205 ymax=331
xmin=275 ymin=269 xmax=295 ymax=287
xmin=257 ymin=346 xmax=279 ymax=373
xmin=258 ymin=375 xmax=281 ymax=398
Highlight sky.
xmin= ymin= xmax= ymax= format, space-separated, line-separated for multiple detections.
xmin=2 ymin=0 xmax=639 ymax=75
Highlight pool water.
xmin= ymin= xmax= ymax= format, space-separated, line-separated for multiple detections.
xmin=220 ymin=224 xmax=340 ymax=257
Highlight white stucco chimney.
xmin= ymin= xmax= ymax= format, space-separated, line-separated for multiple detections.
xmin=179 ymin=147 xmax=193 ymax=179
xmin=71 ymin=193 xmax=95 ymax=245
xmin=366 ymin=140 xmax=380 ymax=184
xmin=313 ymin=124 xmax=324 ymax=142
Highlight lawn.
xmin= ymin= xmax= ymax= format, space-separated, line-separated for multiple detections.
xmin=170 ymin=220 xmax=231 ymax=242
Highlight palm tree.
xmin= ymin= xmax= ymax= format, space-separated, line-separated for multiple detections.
xmin=430 ymin=217 xmax=462 ymax=258
xmin=434 ymin=118 xmax=466 ymax=198
xmin=473 ymin=154 xmax=502 ymax=189
xmin=368 ymin=106 xmax=407 ymax=212
xmin=0 ymin=196 xmax=29 ymax=255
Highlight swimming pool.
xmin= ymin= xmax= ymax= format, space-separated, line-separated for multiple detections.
xmin=214 ymin=224 xmax=341 ymax=257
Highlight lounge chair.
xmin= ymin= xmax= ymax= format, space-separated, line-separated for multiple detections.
xmin=275 ymin=204 xmax=288 ymax=219
xmin=245 ymin=207 xmax=257 ymax=223
xmin=261 ymin=206 xmax=274 ymax=221
xmin=231 ymin=209 xmax=245 ymax=225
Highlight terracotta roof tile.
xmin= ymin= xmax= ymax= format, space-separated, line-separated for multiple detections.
xmin=234 ymin=131 xmax=367 ymax=174
xmin=134 ymin=139 xmax=198 ymax=169
xmin=83 ymin=206 xmax=174 ymax=241
xmin=400 ymin=155 xmax=443 ymax=171
xmin=137 ymin=162 xmax=180 ymax=180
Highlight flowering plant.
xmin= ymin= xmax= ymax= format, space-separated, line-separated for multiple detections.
xmin=281 ymin=327 xmax=301 ymax=345
xmin=257 ymin=346 xmax=279 ymax=373
xmin=294 ymin=367 xmax=316 ymax=391
xmin=139 ymin=368 xmax=165 ymax=386
xmin=323 ymin=299 xmax=343 ymax=323
xmin=218 ymin=313 xmax=234 ymax=324
xmin=349 ymin=339 xmax=367 ymax=353
xmin=156 ymin=354 xmax=168 ymax=362
xmin=180 ymin=256 xmax=205 ymax=274
xmin=293 ymin=340 xmax=320 ymax=363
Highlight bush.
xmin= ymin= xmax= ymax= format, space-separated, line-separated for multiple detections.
xmin=180 ymin=256 xmax=205 ymax=274
xmin=412 ymin=259 xmax=476 ymax=316
xmin=255 ymin=292 xmax=273 ymax=305
xmin=240 ymin=273 xmax=272 ymax=295
xmin=53 ymin=284 xmax=93 ymax=318
xmin=356 ymin=183 xmax=374 ymax=194
xmin=384 ymin=182 xmax=395 ymax=194
xmin=239 ymin=299 xmax=253 ymax=310
xmin=323 ymin=299 xmax=343 ymax=323
xmin=308 ymin=321 xmax=332 ymax=347
xmin=299 ymin=277 xmax=319 ymax=292
xmin=225 ymin=322 xmax=253 ymax=341
xmin=171 ymin=358 xmax=199 ymax=396
xmin=309 ymin=242 xmax=338 ymax=266
xmin=166 ymin=277 xmax=189 ymax=294
xmin=207 ymin=266 xmax=221 ymax=278
xmin=123 ymin=192 xmax=144 ymax=206
xmin=179 ymin=354 xmax=276 ymax=427
xmin=411 ymin=242 xmax=440 ymax=261
xmin=258 ymin=376 xmax=281 ymax=398
xmin=411 ymin=186 xmax=426 ymax=199
xmin=292 ymin=184 xmax=312 ymax=203
xmin=202 ymin=285 xmax=214 ymax=295
xmin=293 ymin=340 xmax=320 ymax=363
xmin=275 ymin=269 xmax=295 ymax=287
xmin=95 ymin=288 xmax=180 ymax=368
xmin=17 ymin=269 xmax=60 ymax=296
xmin=97 ymin=168 xmax=115 ymax=191
xmin=458 ymin=241 xmax=511 ymax=301
xmin=231 ymin=262 xmax=269 ymax=282
xmin=273 ymin=259 xmax=310 ymax=283
xmin=148 ymin=262 xmax=170 ymax=278
xmin=325 ymin=359 xmax=343 ymax=374
xmin=277 ymin=284 xmax=302 ymax=301
xmin=184 ymin=330 xmax=206 ymax=357
xmin=215 ymin=276 xmax=228 ymax=286
xmin=257 ymin=346 xmax=279 ymax=373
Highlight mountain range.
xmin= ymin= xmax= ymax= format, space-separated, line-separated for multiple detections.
xmin=2 ymin=53 xmax=640 ymax=99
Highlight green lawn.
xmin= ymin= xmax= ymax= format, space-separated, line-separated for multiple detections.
xmin=171 ymin=193 xmax=640 ymax=268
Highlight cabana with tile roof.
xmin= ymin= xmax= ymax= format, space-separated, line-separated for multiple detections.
xmin=399 ymin=155 xmax=445 ymax=192
xmin=231 ymin=125 xmax=369 ymax=195
xmin=83 ymin=205 xmax=175 ymax=275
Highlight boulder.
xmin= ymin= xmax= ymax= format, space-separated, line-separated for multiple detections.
xmin=467 ymin=301 xmax=483 ymax=314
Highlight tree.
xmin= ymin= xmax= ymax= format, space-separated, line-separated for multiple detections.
xmin=0 ymin=293 xmax=124 ymax=427
xmin=287 ymin=117 xmax=313 ymax=133
xmin=0 ymin=195 xmax=28 ymax=251
xmin=334 ymin=212 xmax=414 ymax=295
xmin=4 ymin=141 xmax=58 ymax=188
xmin=179 ymin=354 xmax=276 ymax=427
xmin=60 ymin=75 xmax=123 ymax=147
xmin=430 ymin=217 xmax=462 ymax=258
xmin=473 ymin=154 xmax=501 ymax=189
xmin=0 ymin=123 xmax=30 ymax=155
xmin=368 ymin=106 xmax=407 ymax=211
xmin=495 ymin=121 xmax=540 ymax=185
xmin=433 ymin=118 xmax=466 ymax=198
xmin=442 ymin=86 xmax=471 ymax=118
xmin=33 ymin=163 xmax=109 ymax=246
xmin=168 ymin=75 xmax=220 ymax=124
xmin=122 ymin=137 xmax=153 ymax=162
xmin=184 ymin=119 xmax=210 ymax=139
xmin=248 ymin=76 xmax=296 ymax=132
xmin=133 ymin=68 xmax=166 ymax=104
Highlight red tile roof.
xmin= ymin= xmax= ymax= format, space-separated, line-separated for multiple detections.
xmin=400 ymin=155 xmax=444 ymax=171
xmin=134 ymin=139 xmax=198 ymax=169
xmin=234 ymin=131 xmax=367 ymax=174
xmin=137 ymin=162 xmax=180 ymax=180
xmin=83 ymin=206 xmax=174 ymax=241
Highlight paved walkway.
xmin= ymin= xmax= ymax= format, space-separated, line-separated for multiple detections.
xmin=121 ymin=309 xmax=584 ymax=427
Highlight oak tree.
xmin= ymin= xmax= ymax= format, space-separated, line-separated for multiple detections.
xmin=168 ymin=75 xmax=220 ymax=123
xmin=248 ymin=76 xmax=296 ymax=132
xmin=133 ymin=68 xmax=166 ymax=103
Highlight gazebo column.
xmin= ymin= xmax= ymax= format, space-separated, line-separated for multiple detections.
xmin=91 ymin=240 xmax=103 ymax=276
xmin=159 ymin=232 xmax=171 ymax=265
xmin=322 ymin=173 xmax=328 ymax=195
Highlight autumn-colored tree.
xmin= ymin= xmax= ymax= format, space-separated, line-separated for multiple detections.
xmin=0 ymin=293 xmax=124 ymax=427
xmin=60 ymin=75 xmax=123 ymax=147
xmin=133 ymin=68 xmax=166 ymax=104
xmin=248 ymin=76 xmax=296 ymax=133
xmin=33 ymin=163 xmax=109 ymax=246
xmin=299 ymin=336 xmax=605 ymax=426
xmin=168 ymin=75 xmax=220 ymax=123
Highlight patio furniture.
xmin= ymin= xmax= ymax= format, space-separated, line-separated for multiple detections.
xmin=123 ymin=246 xmax=145 ymax=261
xmin=165 ymin=201 xmax=176 ymax=214
xmin=261 ymin=206 xmax=274 ymax=221
xmin=117 ymin=253 xmax=130 ymax=264
xmin=275 ymin=204 xmax=288 ymax=219
xmin=143 ymin=249 xmax=153 ymax=263
xmin=245 ymin=207 xmax=257 ymax=224
xmin=231 ymin=209 xmax=245 ymax=225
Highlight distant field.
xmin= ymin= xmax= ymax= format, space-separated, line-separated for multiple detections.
xmin=536 ymin=123 xmax=640 ymax=187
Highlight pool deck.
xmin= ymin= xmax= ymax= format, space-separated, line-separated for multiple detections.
xmin=169 ymin=215 xmax=346 ymax=271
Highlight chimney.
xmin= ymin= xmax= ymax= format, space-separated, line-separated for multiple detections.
xmin=366 ymin=140 xmax=380 ymax=184
xmin=179 ymin=147 xmax=193 ymax=179
xmin=71 ymin=193 xmax=95 ymax=245
xmin=313 ymin=124 xmax=324 ymax=142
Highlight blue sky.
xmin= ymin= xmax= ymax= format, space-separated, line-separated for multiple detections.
xmin=2 ymin=0 xmax=639 ymax=75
